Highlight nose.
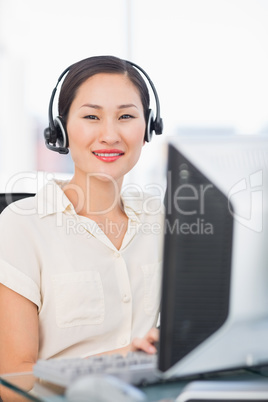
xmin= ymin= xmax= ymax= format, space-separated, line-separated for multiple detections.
xmin=98 ymin=119 xmax=121 ymax=145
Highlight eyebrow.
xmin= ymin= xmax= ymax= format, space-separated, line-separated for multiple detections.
xmin=80 ymin=103 xmax=138 ymax=110
xmin=80 ymin=104 xmax=101 ymax=110
xmin=118 ymin=104 xmax=138 ymax=110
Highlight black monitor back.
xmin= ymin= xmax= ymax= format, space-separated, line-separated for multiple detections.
xmin=158 ymin=143 xmax=233 ymax=372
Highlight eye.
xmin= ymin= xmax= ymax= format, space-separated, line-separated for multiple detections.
xmin=119 ymin=114 xmax=134 ymax=120
xmin=84 ymin=115 xmax=99 ymax=120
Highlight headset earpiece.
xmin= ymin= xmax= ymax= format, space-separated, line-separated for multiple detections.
xmin=53 ymin=116 xmax=68 ymax=149
xmin=153 ymin=115 xmax=164 ymax=136
xmin=44 ymin=116 xmax=69 ymax=154
xmin=144 ymin=109 xmax=154 ymax=142
xmin=144 ymin=109 xmax=164 ymax=142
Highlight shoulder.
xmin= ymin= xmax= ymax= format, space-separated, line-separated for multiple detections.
xmin=0 ymin=194 xmax=38 ymax=222
xmin=0 ymin=196 xmax=38 ymax=258
xmin=0 ymin=178 xmax=71 ymax=223
xmin=0 ymin=196 xmax=40 ymax=246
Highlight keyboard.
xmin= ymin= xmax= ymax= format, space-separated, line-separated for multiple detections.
xmin=33 ymin=351 xmax=162 ymax=387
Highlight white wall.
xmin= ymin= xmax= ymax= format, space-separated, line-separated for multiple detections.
xmin=130 ymin=0 xmax=268 ymax=134
xmin=0 ymin=0 xmax=268 ymax=192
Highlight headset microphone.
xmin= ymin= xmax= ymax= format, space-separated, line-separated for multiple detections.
xmin=44 ymin=59 xmax=163 ymax=154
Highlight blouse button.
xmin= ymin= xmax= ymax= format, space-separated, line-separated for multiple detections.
xmin=120 ymin=337 xmax=128 ymax=346
xmin=122 ymin=295 xmax=130 ymax=303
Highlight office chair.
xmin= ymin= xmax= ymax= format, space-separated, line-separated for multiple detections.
xmin=0 ymin=193 xmax=35 ymax=214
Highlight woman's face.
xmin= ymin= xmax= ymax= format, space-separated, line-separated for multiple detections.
xmin=66 ymin=73 xmax=146 ymax=185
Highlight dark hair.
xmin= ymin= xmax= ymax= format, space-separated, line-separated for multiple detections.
xmin=58 ymin=55 xmax=150 ymax=122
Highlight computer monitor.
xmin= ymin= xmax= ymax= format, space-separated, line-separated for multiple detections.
xmin=159 ymin=134 xmax=268 ymax=379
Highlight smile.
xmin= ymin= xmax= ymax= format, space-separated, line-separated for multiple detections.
xmin=93 ymin=152 xmax=123 ymax=157
xmin=92 ymin=150 xmax=124 ymax=162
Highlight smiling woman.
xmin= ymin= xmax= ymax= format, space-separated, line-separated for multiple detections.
xmin=0 ymin=55 xmax=164 ymax=380
xmin=66 ymin=73 xmax=146 ymax=189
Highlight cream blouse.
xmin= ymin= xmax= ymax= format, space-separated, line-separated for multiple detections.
xmin=0 ymin=180 xmax=164 ymax=359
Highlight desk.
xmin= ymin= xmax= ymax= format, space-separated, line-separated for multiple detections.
xmin=0 ymin=370 xmax=267 ymax=401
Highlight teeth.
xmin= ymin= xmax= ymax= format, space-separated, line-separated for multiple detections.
xmin=94 ymin=152 xmax=122 ymax=157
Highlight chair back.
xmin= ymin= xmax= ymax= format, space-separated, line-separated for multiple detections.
xmin=0 ymin=193 xmax=35 ymax=214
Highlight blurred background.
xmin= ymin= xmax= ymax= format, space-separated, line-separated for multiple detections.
xmin=0 ymin=0 xmax=268 ymax=193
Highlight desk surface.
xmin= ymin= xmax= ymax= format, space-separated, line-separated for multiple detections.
xmin=0 ymin=369 xmax=267 ymax=401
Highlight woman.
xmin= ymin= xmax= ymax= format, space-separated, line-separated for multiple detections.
xmin=0 ymin=56 xmax=163 ymax=376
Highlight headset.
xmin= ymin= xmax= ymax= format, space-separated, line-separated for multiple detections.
xmin=44 ymin=59 xmax=163 ymax=154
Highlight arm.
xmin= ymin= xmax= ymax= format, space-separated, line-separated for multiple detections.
xmin=0 ymin=284 xmax=39 ymax=375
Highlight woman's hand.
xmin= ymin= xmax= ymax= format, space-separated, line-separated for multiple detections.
xmin=130 ymin=327 xmax=159 ymax=354
xmin=91 ymin=327 xmax=159 ymax=357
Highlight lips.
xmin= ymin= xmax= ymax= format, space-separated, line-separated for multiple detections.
xmin=92 ymin=149 xmax=124 ymax=162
